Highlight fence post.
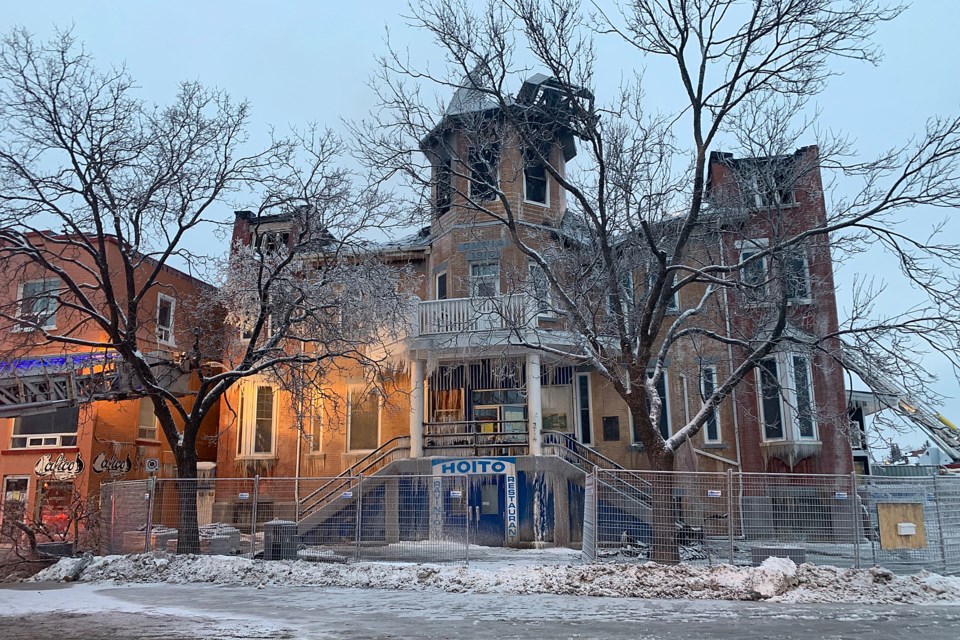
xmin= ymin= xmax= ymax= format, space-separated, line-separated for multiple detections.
xmin=934 ymin=474 xmax=949 ymax=574
xmin=727 ymin=469 xmax=735 ymax=565
xmin=850 ymin=471 xmax=860 ymax=570
xmin=355 ymin=474 xmax=364 ymax=561
xmin=144 ymin=476 xmax=155 ymax=553
xmin=250 ymin=475 xmax=260 ymax=558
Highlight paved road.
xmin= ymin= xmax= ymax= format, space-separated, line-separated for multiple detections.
xmin=2 ymin=582 xmax=960 ymax=639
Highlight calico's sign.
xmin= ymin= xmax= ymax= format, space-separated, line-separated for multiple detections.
xmin=92 ymin=452 xmax=133 ymax=478
xmin=34 ymin=452 xmax=84 ymax=481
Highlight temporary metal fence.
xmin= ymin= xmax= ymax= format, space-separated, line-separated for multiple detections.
xmin=585 ymin=469 xmax=960 ymax=575
xmin=98 ymin=469 xmax=960 ymax=574
xmin=100 ymin=475 xmax=472 ymax=564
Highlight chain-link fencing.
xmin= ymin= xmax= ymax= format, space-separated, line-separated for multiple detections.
xmin=585 ymin=469 xmax=960 ymax=574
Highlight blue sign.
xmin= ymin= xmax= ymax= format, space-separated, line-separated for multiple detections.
xmin=431 ymin=457 xmax=516 ymax=475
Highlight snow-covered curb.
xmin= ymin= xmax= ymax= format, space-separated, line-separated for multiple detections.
xmin=31 ymin=553 xmax=960 ymax=605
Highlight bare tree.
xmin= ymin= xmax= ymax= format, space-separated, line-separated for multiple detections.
xmin=357 ymin=0 xmax=960 ymax=561
xmin=0 ymin=29 xmax=413 ymax=552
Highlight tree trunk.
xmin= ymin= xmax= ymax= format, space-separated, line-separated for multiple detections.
xmin=648 ymin=448 xmax=678 ymax=564
xmin=175 ymin=448 xmax=201 ymax=554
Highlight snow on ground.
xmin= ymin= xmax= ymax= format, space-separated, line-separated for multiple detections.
xmin=30 ymin=550 xmax=960 ymax=605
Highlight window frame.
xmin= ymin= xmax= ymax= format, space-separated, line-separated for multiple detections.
xmin=435 ymin=271 xmax=448 ymax=301
xmin=469 ymin=262 xmax=500 ymax=298
xmin=434 ymin=155 xmax=453 ymax=215
xmin=522 ymin=155 xmax=549 ymax=207
xmin=700 ymin=365 xmax=721 ymax=444
xmin=468 ymin=145 xmax=500 ymax=202
xmin=737 ymin=239 xmax=769 ymax=302
xmin=308 ymin=393 xmax=324 ymax=454
xmin=10 ymin=406 xmax=79 ymax=449
xmin=14 ymin=278 xmax=59 ymax=332
xmin=156 ymin=293 xmax=176 ymax=346
xmin=347 ymin=387 xmax=382 ymax=452
xmin=137 ymin=397 xmax=160 ymax=442
xmin=785 ymin=249 xmax=812 ymax=305
xmin=236 ymin=382 xmax=278 ymax=459
xmin=575 ymin=372 xmax=593 ymax=445
xmin=757 ymin=353 xmax=818 ymax=443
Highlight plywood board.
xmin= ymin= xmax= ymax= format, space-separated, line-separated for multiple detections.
xmin=877 ymin=502 xmax=926 ymax=550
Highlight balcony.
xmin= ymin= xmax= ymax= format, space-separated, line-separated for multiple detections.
xmin=423 ymin=421 xmax=530 ymax=457
xmin=418 ymin=295 xmax=534 ymax=335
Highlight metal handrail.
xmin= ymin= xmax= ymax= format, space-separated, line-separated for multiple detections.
xmin=297 ymin=436 xmax=410 ymax=519
xmin=542 ymin=430 xmax=653 ymax=505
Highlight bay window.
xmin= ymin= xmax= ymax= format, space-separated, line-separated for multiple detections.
xmin=758 ymin=353 xmax=817 ymax=442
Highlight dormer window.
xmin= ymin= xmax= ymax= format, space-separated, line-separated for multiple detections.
xmin=256 ymin=230 xmax=290 ymax=254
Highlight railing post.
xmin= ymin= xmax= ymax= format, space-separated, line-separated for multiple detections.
xmin=144 ymin=476 xmax=155 ymax=553
xmin=850 ymin=471 xmax=860 ymax=570
xmin=727 ymin=469 xmax=735 ymax=565
xmin=934 ymin=474 xmax=949 ymax=574
xmin=250 ymin=475 xmax=260 ymax=558
xmin=355 ymin=474 xmax=364 ymax=561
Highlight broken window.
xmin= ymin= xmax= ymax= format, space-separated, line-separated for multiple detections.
xmin=468 ymin=145 xmax=499 ymax=201
xmin=523 ymin=150 xmax=548 ymax=205
xmin=434 ymin=156 xmax=453 ymax=215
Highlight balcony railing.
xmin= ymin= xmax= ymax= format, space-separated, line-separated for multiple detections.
xmin=424 ymin=420 xmax=530 ymax=457
xmin=418 ymin=295 xmax=534 ymax=335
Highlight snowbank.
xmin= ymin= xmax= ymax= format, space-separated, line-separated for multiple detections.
xmin=31 ymin=553 xmax=960 ymax=605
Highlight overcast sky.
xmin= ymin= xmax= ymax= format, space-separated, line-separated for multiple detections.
xmin=6 ymin=1 xmax=960 ymax=455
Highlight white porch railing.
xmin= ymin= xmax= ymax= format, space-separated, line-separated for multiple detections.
xmin=418 ymin=294 xmax=534 ymax=335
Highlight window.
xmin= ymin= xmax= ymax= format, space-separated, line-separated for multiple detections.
xmin=237 ymin=383 xmax=276 ymax=458
xmin=701 ymin=366 xmax=720 ymax=443
xmin=647 ymin=272 xmax=679 ymax=312
xmin=468 ymin=145 xmax=499 ymax=201
xmin=602 ymin=416 xmax=620 ymax=442
xmin=256 ymin=230 xmax=290 ymax=254
xmin=632 ymin=372 xmax=670 ymax=443
xmin=607 ymin=271 xmax=634 ymax=318
xmin=748 ymin=163 xmax=795 ymax=208
xmin=785 ymin=250 xmax=811 ymax=303
xmin=138 ymin=398 xmax=159 ymax=441
xmin=11 ymin=406 xmax=79 ymax=449
xmin=157 ymin=293 xmax=175 ymax=345
xmin=36 ymin=480 xmax=75 ymax=537
xmin=434 ymin=156 xmax=453 ymax=215
xmin=528 ymin=261 xmax=552 ymax=314
xmin=576 ymin=373 xmax=592 ymax=445
xmin=309 ymin=394 xmax=323 ymax=453
xmin=758 ymin=354 xmax=817 ymax=441
xmin=523 ymin=153 xmax=548 ymax=205
xmin=348 ymin=389 xmax=380 ymax=451
xmin=436 ymin=272 xmax=448 ymax=300
xmin=738 ymin=242 xmax=768 ymax=300
xmin=470 ymin=262 xmax=500 ymax=297
xmin=15 ymin=279 xmax=59 ymax=330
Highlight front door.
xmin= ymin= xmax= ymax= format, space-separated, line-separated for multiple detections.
xmin=469 ymin=475 xmax=504 ymax=547
xmin=1 ymin=477 xmax=28 ymax=536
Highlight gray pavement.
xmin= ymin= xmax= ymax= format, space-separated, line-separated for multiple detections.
xmin=1 ymin=582 xmax=960 ymax=639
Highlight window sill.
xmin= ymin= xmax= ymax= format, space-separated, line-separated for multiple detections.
xmin=787 ymin=298 xmax=812 ymax=306
xmin=237 ymin=454 xmax=277 ymax=461
xmin=761 ymin=439 xmax=821 ymax=446
xmin=703 ymin=442 xmax=726 ymax=449
xmin=10 ymin=324 xmax=56 ymax=333
xmin=523 ymin=199 xmax=549 ymax=208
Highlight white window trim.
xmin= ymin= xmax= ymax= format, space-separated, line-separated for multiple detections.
xmin=701 ymin=365 xmax=721 ymax=444
xmin=575 ymin=372 xmax=593 ymax=445
xmin=522 ymin=159 xmax=549 ymax=207
xmin=347 ymin=387 xmax=381 ymax=452
xmin=528 ymin=261 xmax=555 ymax=318
xmin=786 ymin=249 xmax=812 ymax=305
xmin=236 ymin=381 xmax=278 ymax=459
xmin=137 ymin=398 xmax=160 ymax=441
xmin=156 ymin=293 xmax=176 ymax=346
xmin=737 ymin=239 xmax=769 ymax=300
xmin=757 ymin=353 xmax=818 ymax=443
xmin=13 ymin=279 xmax=59 ymax=332
xmin=469 ymin=262 xmax=500 ymax=297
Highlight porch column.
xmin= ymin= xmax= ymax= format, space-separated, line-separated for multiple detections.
xmin=410 ymin=359 xmax=425 ymax=458
xmin=526 ymin=352 xmax=543 ymax=456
